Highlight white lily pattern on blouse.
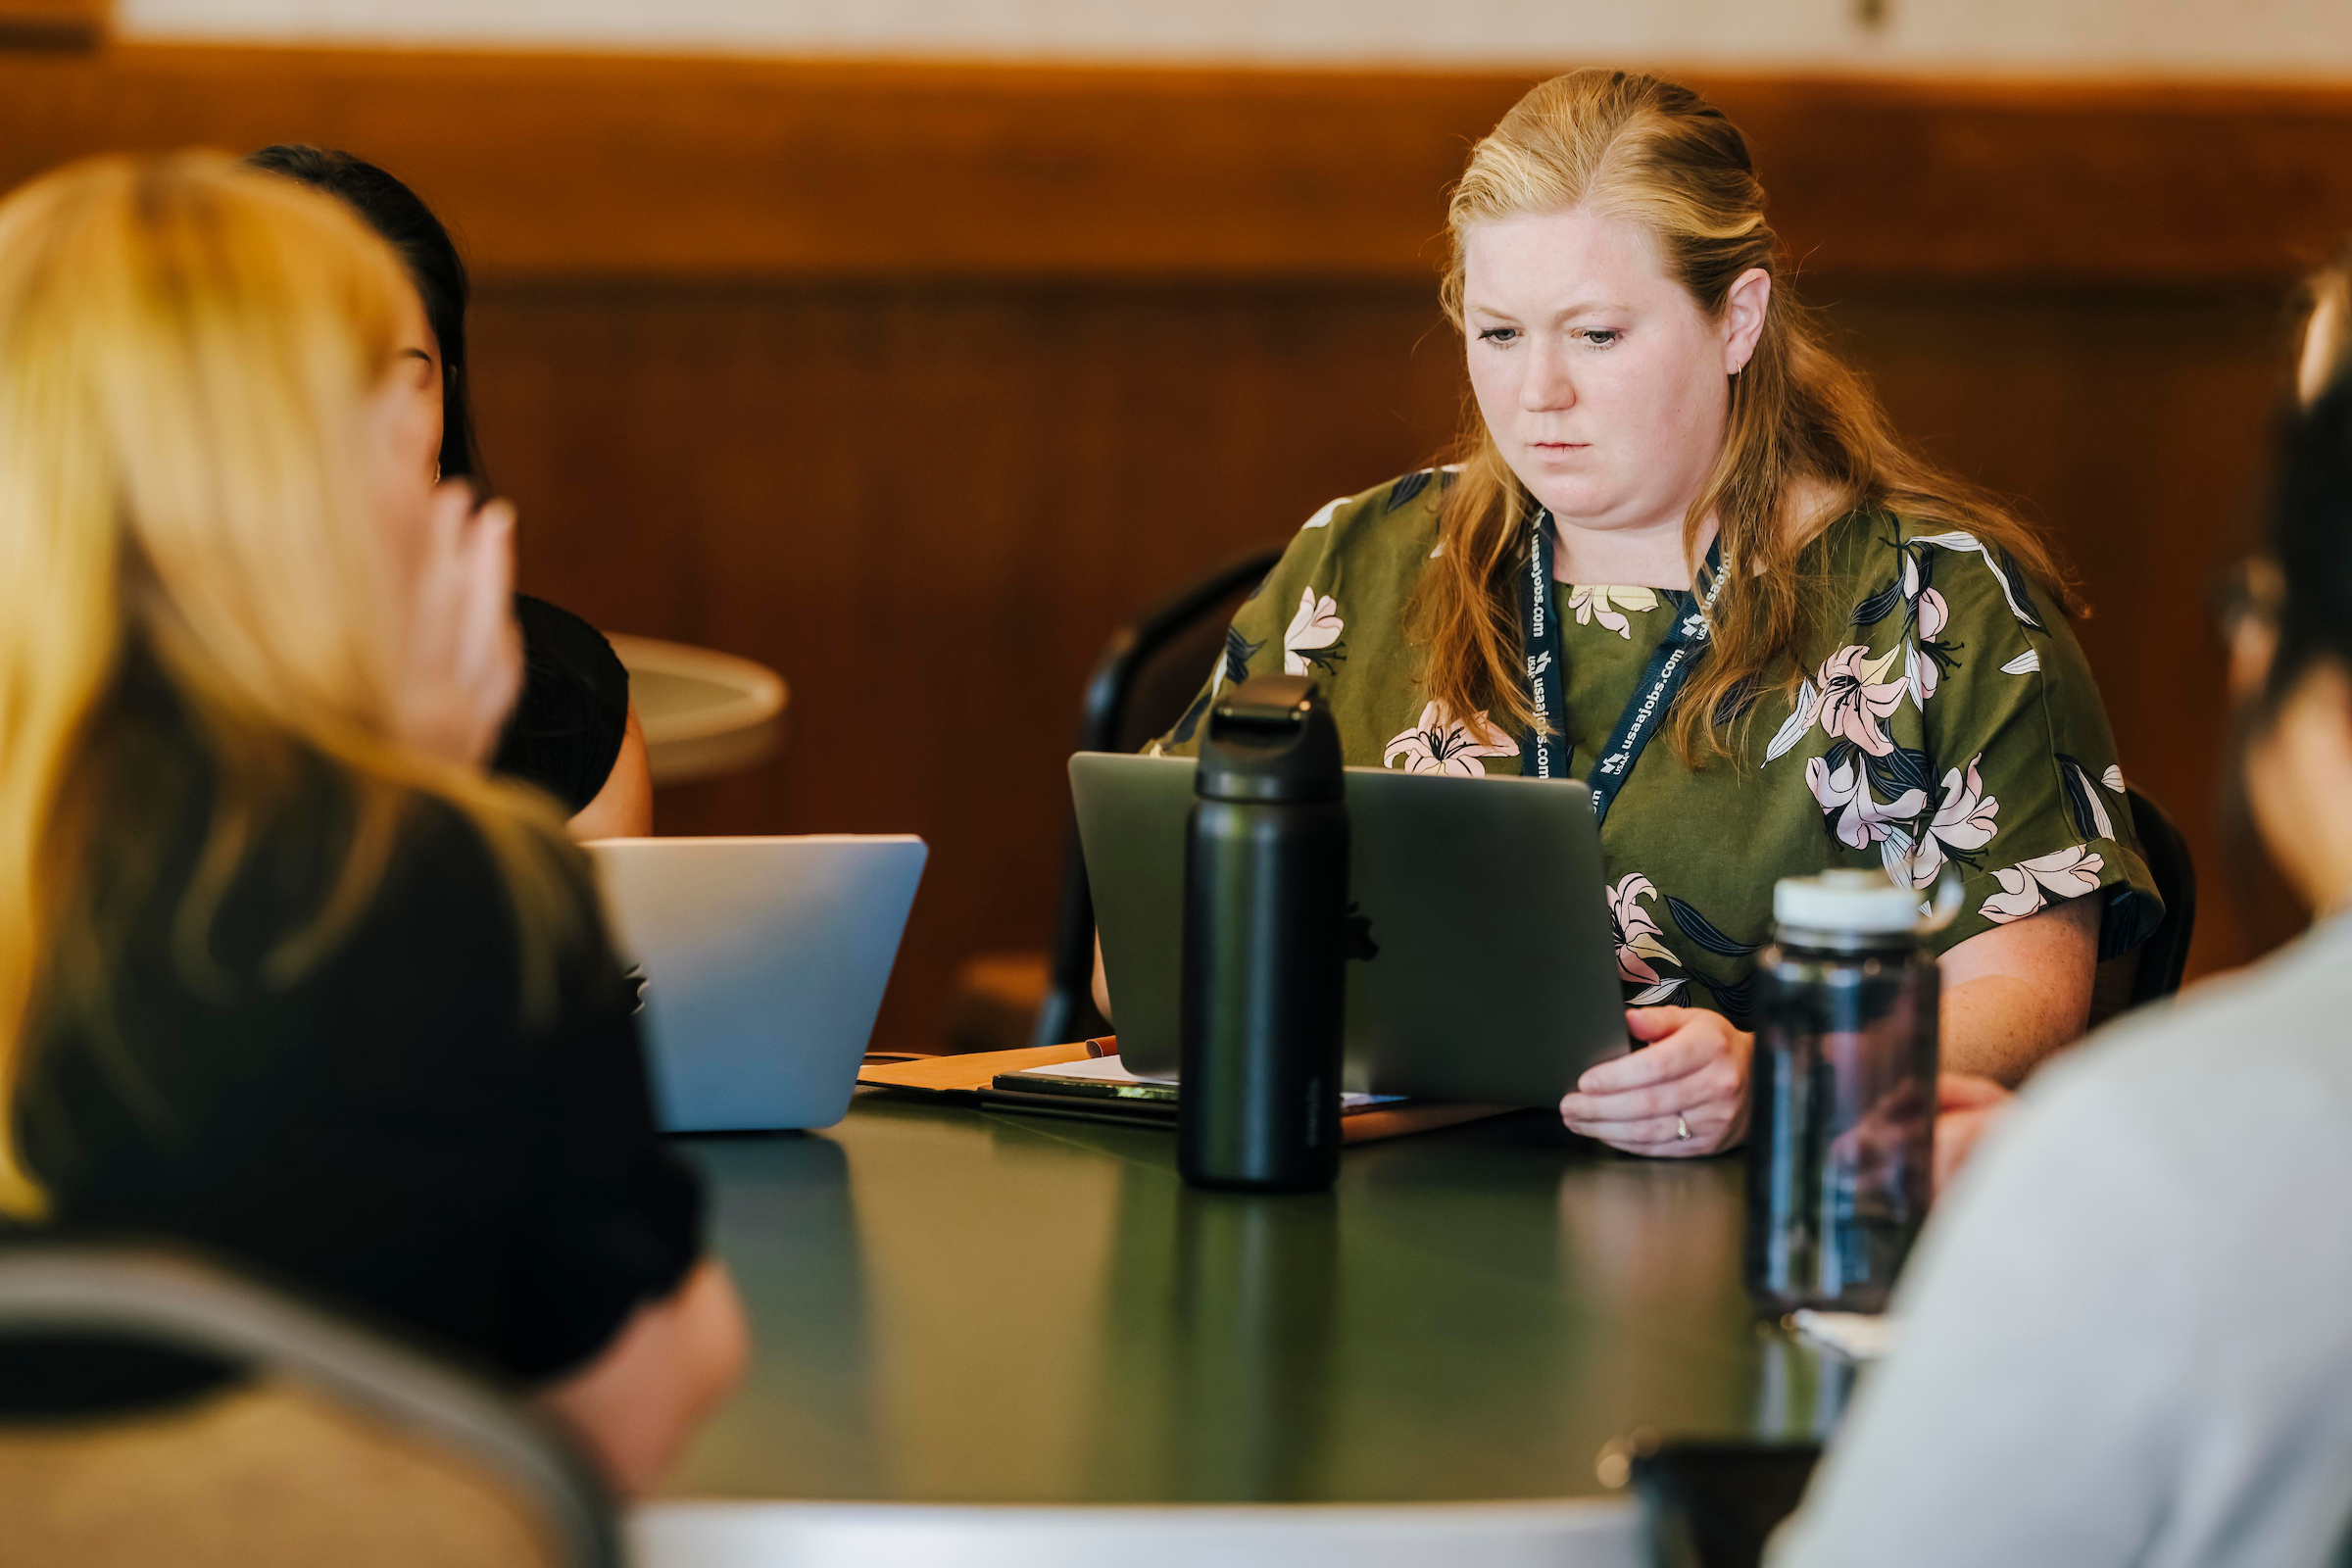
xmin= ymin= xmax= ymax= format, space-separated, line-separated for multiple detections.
xmin=1608 ymin=873 xmax=1687 ymax=1004
xmin=1605 ymin=872 xmax=1768 ymax=1013
xmin=1814 ymin=644 xmax=1907 ymax=756
xmin=1283 ymin=587 xmax=1347 ymax=677
xmin=1567 ymin=584 xmax=1660 ymax=640
xmin=1881 ymin=753 xmax=2001 ymax=890
xmin=1383 ymin=702 xmax=1518 ymax=777
xmin=1980 ymin=845 xmax=2106 ymax=923
xmin=1778 ymin=526 xmax=2134 ymax=906
xmin=1807 ymin=747 xmax=1928 ymax=859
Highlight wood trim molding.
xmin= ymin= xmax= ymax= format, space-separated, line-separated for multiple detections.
xmin=3 ymin=45 xmax=2350 ymax=287
xmin=0 ymin=0 xmax=106 ymax=49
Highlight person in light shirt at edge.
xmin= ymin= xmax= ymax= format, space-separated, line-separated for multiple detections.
xmin=1769 ymin=254 xmax=2352 ymax=1568
xmin=1132 ymin=70 xmax=2161 ymax=1157
xmin=0 ymin=154 xmax=743 ymax=1493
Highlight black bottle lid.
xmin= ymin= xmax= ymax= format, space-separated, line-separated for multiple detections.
xmin=1197 ymin=674 xmax=1344 ymax=804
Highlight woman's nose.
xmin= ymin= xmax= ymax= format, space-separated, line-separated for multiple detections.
xmin=1521 ymin=337 xmax=1577 ymax=413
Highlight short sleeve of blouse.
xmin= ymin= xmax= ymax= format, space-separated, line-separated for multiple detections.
xmin=1904 ymin=529 xmax=2163 ymax=959
xmin=495 ymin=595 xmax=631 ymax=814
xmin=1148 ymin=478 xmax=1455 ymax=763
xmin=1148 ymin=492 xmax=1366 ymax=757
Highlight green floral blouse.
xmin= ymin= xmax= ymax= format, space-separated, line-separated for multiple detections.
xmin=1151 ymin=471 xmax=2163 ymax=1025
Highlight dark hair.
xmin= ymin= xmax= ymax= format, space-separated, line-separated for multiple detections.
xmin=2268 ymin=374 xmax=2352 ymax=708
xmin=244 ymin=144 xmax=483 ymax=485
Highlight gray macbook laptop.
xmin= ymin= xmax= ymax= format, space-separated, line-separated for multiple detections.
xmin=1068 ymin=754 xmax=1626 ymax=1107
xmin=587 ymin=836 xmax=926 ymax=1132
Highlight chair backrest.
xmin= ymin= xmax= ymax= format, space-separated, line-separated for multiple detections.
xmin=0 ymin=1246 xmax=618 ymax=1568
xmin=1632 ymin=1438 xmax=1823 ymax=1568
xmin=2123 ymin=786 xmax=2198 ymax=1004
xmin=1034 ymin=544 xmax=1287 ymax=1049
xmin=2088 ymin=786 xmax=2199 ymax=1029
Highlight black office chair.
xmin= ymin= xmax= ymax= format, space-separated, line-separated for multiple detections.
xmin=0 ymin=1246 xmax=618 ymax=1568
xmin=1028 ymin=542 xmax=1288 ymax=1050
xmin=2087 ymin=785 xmax=2199 ymax=1028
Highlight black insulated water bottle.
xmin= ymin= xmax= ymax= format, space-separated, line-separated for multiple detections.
xmin=1179 ymin=673 xmax=1348 ymax=1194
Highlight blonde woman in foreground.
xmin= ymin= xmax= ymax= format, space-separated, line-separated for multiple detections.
xmin=0 ymin=154 xmax=743 ymax=1492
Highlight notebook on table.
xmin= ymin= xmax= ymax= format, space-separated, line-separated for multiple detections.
xmin=856 ymin=1043 xmax=1503 ymax=1144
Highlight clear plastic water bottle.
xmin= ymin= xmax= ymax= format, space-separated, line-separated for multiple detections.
xmin=1744 ymin=869 xmax=1941 ymax=1314
xmin=1179 ymin=674 xmax=1348 ymax=1194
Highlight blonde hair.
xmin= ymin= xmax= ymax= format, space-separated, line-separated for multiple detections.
xmin=1416 ymin=70 xmax=2078 ymax=758
xmin=0 ymin=152 xmax=572 ymax=1218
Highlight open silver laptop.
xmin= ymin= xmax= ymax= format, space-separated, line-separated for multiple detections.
xmin=587 ymin=836 xmax=926 ymax=1132
xmin=1069 ymin=754 xmax=1626 ymax=1107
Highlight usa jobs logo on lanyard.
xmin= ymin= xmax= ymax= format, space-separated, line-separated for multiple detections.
xmin=1519 ymin=508 xmax=1729 ymax=826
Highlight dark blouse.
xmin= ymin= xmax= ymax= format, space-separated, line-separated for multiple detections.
xmin=10 ymin=671 xmax=699 ymax=1399
xmin=495 ymin=594 xmax=631 ymax=815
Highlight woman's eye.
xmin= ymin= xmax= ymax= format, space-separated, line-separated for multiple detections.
xmin=1579 ymin=329 xmax=1622 ymax=348
xmin=1476 ymin=326 xmax=1518 ymax=345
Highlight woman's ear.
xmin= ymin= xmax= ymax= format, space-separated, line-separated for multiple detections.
xmin=1722 ymin=269 xmax=1772 ymax=377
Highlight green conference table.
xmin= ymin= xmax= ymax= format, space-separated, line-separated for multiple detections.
xmin=635 ymin=1091 xmax=1853 ymax=1565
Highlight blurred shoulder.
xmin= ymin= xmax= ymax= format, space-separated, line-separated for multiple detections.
xmin=368 ymin=787 xmax=596 ymax=954
xmin=1995 ymin=919 xmax=2352 ymax=1199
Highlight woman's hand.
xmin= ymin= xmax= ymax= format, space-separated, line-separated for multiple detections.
xmin=1932 ymin=1073 xmax=2015 ymax=1196
xmin=391 ymin=481 xmax=522 ymax=765
xmin=1559 ymin=1005 xmax=1752 ymax=1157
xmin=537 ymin=1256 xmax=749 ymax=1494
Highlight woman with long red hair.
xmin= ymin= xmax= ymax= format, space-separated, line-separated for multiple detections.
xmin=1149 ymin=70 xmax=2160 ymax=1156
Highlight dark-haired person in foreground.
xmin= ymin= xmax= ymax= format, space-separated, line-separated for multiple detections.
xmin=0 ymin=154 xmax=743 ymax=1491
xmin=1771 ymin=377 xmax=2352 ymax=1565
xmin=247 ymin=143 xmax=653 ymax=839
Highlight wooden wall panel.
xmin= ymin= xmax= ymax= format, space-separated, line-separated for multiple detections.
xmin=469 ymin=284 xmax=1466 ymax=1052
xmin=0 ymin=0 xmax=105 ymax=49
xmin=2 ymin=49 xmax=2352 ymax=287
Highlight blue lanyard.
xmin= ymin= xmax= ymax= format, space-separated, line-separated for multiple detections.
xmin=1520 ymin=509 xmax=1727 ymax=825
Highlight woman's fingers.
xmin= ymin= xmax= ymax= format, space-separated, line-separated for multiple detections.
xmin=1562 ymin=1006 xmax=1753 ymax=1156
xmin=1933 ymin=1102 xmax=2012 ymax=1195
xmin=394 ymin=484 xmax=522 ymax=765
xmin=1560 ymin=1064 xmax=1730 ymax=1126
xmin=1936 ymin=1072 xmax=2011 ymax=1113
xmin=460 ymin=498 xmax=522 ymax=724
xmin=1565 ymin=1098 xmax=1741 ymax=1157
xmin=1624 ymin=1004 xmax=1699 ymax=1044
xmin=1576 ymin=1012 xmax=1723 ymax=1093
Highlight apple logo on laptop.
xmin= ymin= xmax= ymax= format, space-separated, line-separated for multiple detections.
xmin=1345 ymin=903 xmax=1381 ymax=963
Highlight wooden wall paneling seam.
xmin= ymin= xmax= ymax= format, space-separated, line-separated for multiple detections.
xmin=0 ymin=0 xmax=105 ymax=50
xmin=2 ymin=48 xmax=2352 ymax=285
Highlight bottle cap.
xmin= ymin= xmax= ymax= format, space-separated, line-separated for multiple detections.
xmin=1772 ymin=868 xmax=1920 ymax=935
xmin=1196 ymin=674 xmax=1345 ymax=804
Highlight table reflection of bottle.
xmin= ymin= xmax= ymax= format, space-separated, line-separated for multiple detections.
xmin=1753 ymin=1328 xmax=1857 ymax=1443
xmin=1084 ymin=1162 xmax=1341 ymax=1501
xmin=1170 ymin=1188 xmax=1341 ymax=1499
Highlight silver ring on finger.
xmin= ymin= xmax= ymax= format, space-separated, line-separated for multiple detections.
xmin=1675 ymin=1114 xmax=1691 ymax=1142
